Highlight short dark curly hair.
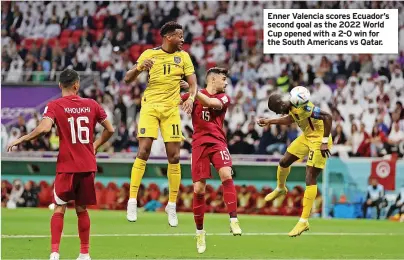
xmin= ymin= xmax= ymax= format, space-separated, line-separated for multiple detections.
xmin=160 ymin=21 xmax=183 ymax=36
xmin=206 ymin=67 xmax=228 ymax=77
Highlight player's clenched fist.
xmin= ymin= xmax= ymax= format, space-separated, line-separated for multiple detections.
xmin=138 ymin=59 xmax=154 ymax=71
xmin=257 ymin=118 xmax=270 ymax=127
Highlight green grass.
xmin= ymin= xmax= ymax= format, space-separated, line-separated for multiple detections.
xmin=2 ymin=208 xmax=404 ymax=259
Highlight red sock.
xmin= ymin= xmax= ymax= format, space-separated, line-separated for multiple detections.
xmin=193 ymin=193 xmax=205 ymax=230
xmin=77 ymin=211 xmax=90 ymax=254
xmin=50 ymin=212 xmax=64 ymax=253
xmin=222 ymin=179 xmax=237 ymax=218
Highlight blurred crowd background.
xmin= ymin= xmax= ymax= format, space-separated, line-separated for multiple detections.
xmin=2 ymin=1 xmax=404 ymax=158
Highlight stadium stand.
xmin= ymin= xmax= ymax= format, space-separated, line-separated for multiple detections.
xmin=1 ymin=178 xmax=314 ymax=216
xmin=1 ymin=0 xmax=404 ymax=159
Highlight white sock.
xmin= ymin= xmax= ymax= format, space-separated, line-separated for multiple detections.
xmin=230 ymin=218 xmax=238 ymax=222
xmin=196 ymin=229 xmax=205 ymax=234
xmin=167 ymin=202 xmax=176 ymax=207
xmin=128 ymin=198 xmax=137 ymax=203
xmin=299 ymin=218 xmax=308 ymax=223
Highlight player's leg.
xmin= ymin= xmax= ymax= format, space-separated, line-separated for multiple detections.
xmin=161 ymin=107 xmax=183 ymax=227
xmin=128 ymin=106 xmax=158 ymax=221
xmin=265 ymin=135 xmax=308 ymax=202
xmin=75 ymin=205 xmax=91 ymax=260
xmin=50 ymin=173 xmax=73 ymax=260
xmin=210 ymin=145 xmax=241 ymax=235
xmin=191 ymin=145 xmax=211 ymax=253
xmin=164 ymin=141 xmax=181 ymax=227
xmin=218 ymin=167 xmax=242 ymax=236
xmin=289 ymin=141 xmax=328 ymax=237
xmin=74 ymin=172 xmax=96 ymax=260
xmin=193 ymin=180 xmax=207 ymax=254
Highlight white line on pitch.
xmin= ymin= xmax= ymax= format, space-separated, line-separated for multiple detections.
xmin=4 ymin=259 xmax=403 ymax=260
xmin=2 ymin=232 xmax=403 ymax=239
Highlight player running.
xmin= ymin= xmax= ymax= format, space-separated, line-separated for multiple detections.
xmin=181 ymin=67 xmax=241 ymax=254
xmin=124 ymin=21 xmax=198 ymax=226
xmin=7 ymin=69 xmax=115 ymax=260
xmin=257 ymin=87 xmax=332 ymax=237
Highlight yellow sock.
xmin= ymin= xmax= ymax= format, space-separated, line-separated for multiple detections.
xmin=277 ymin=166 xmax=291 ymax=189
xmin=129 ymin=158 xmax=147 ymax=199
xmin=301 ymin=185 xmax=318 ymax=220
xmin=167 ymin=163 xmax=181 ymax=203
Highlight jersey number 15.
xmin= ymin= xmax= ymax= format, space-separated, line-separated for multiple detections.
xmin=68 ymin=116 xmax=90 ymax=144
xmin=202 ymin=111 xmax=210 ymax=121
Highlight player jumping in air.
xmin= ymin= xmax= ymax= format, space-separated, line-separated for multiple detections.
xmin=181 ymin=67 xmax=241 ymax=254
xmin=124 ymin=21 xmax=198 ymax=226
xmin=257 ymin=89 xmax=332 ymax=237
xmin=7 ymin=69 xmax=115 ymax=260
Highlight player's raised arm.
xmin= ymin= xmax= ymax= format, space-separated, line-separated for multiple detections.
xmin=196 ymin=91 xmax=224 ymax=110
xmin=7 ymin=117 xmax=53 ymax=152
xmin=124 ymin=50 xmax=154 ymax=84
xmin=257 ymin=115 xmax=294 ymax=127
xmin=311 ymin=107 xmax=333 ymax=157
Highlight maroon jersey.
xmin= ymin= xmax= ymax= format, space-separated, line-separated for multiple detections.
xmin=43 ymin=95 xmax=107 ymax=173
xmin=183 ymin=89 xmax=230 ymax=147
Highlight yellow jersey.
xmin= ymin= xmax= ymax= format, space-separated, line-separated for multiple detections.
xmin=136 ymin=47 xmax=195 ymax=106
xmin=289 ymin=101 xmax=324 ymax=140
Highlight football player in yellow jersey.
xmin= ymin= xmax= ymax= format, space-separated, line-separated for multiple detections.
xmin=124 ymin=21 xmax=198 ymax=226
xmin=257 ymin=87 xmax=332 ymax=237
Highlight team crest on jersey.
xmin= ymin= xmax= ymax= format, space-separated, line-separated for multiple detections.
xmin=174 ymin=56 xmax=181 ymax=64
xmin=140 ymin=128 xmax=146 ymax=134
xmin=221 ymin=96 xmax=228 ymax=104
xmin=304 ymin=105 xmax=312 ymax=112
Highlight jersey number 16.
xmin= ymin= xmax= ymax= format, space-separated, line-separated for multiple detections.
xmin=68 ymin=116 xmax=90 ymax=144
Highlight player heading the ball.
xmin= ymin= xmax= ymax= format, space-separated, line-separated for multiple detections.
xmin=124 ymin=21 xmax=198 ymax=227
xmin=7 ymin=69 xmax=115 ymax=260
xmin=257 ymin=86 xmax=332 ymax=237
xmin=181 ymin=67 xmax=241 ymax=254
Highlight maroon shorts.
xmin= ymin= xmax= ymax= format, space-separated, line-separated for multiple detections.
xmin=191 ymin=143 xmax=232 ymax=182
xmin=52 ymin=172 xmax=96 ymax=206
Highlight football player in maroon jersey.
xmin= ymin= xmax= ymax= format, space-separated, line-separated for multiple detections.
xmin=7 ymin=69 xmax=114 ymax=260
xmin=181 ymin=67 xmax=241 ymax=254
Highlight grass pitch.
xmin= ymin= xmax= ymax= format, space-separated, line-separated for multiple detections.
xmin=2 ymin=208 xmax=403 ymax=259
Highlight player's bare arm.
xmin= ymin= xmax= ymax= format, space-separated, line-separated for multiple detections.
xmin=124 ymin=59 xmax=154 ymax=84
xmin=311 ymin=109 xmax=332 ymax=158
xmin=257 ymin=115 xmax=294 ymax=127
xmin=93 ymin=119 xmax=115 ymax=154
xmin=7 ymin=117 xmax=53 ymax=152
xmin=182 ymin=73 xmax=198 ymax=114
xmin=180 ymin=80 xmax=222 ymax=110
xmin=197 ymin=91 xmax=223 ymax=110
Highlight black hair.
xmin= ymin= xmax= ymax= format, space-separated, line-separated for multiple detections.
xmin=206 ymin=67 xmax=228 ymax=77
xmin=59 ymin=69 xmax=79 ymax=88
xmin=160 ymin=21 xmax=183 ymax=37
xmin=267 ymin=93 xmax=281 ymax=110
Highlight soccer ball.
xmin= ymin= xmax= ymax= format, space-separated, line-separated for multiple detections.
xmin=289 ymin=86 xmax=310 ymax=107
